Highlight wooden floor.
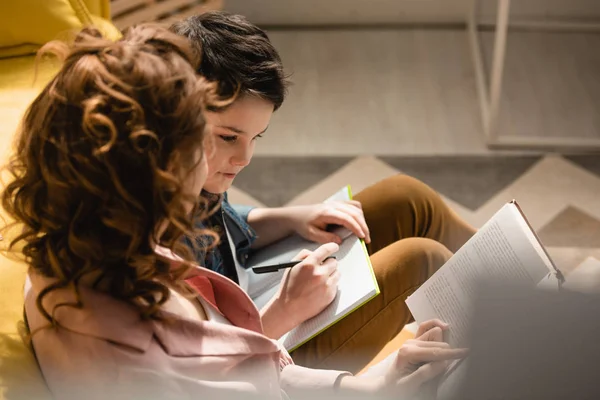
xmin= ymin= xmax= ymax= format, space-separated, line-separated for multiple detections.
xmin=257 ymin=28 xmax=600 ymax=156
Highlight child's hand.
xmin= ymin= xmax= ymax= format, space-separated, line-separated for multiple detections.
xmin=288 ymin=201 xmax=371 ymax=244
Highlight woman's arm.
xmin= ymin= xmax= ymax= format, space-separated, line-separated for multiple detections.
xmin=281 ymin=322 xmax=468 ymax=399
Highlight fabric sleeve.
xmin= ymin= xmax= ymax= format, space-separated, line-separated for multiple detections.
xmin=231 ymin=204 xmax=256 ymax=222
xmin=280 ymin=364 xmax=353 ymax=399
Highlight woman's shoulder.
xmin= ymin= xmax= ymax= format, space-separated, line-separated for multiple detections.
xmin=24 ymin=310 xmax=121 ymax=400
xmin=24 ymin=271 xmax=288 ymax=399
xmin=24 ymin=270 xmax=156 ymax=356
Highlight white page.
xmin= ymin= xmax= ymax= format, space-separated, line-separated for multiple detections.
xmin=406 ymin=202 xmax=555 ymax=348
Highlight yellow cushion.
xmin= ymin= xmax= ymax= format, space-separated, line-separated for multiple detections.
xmin=90 ymin=14 xmax=123 ymax=42
xmin=0 ymin=0 xmax=120 ymax=58
xmin=0 ymin=55 xmax=57 ymax=398
xmin=0 ymin=262 xmax=53 ymax=400
xmin=0 ymin=56 xmax=59 ymax=161
xmin=83 ymin=0 xmax=112 ymax=20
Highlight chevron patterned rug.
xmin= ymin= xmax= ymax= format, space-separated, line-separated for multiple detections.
xmin=229 ymin=154 xmax=600 ymax=276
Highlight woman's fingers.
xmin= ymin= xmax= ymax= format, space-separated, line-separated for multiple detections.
xmin=408 ymin=347 xmax=469 ymax=363
xmin=417 ymin=326 xmax=445 ymax=343
xmin=406 ymin=339 xmax=450 ymax=349
xmin=416 ymin=319 xmax=450 ymax=338
xmin=405 ymin=360 xmax=450 ymax=389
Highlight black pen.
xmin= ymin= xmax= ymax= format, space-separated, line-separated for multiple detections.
xmin=252 ymin=256 xmax=337 ymax=274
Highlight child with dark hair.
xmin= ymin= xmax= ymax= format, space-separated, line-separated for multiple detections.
xmin=172 ymin=12 xmax=475 ymax=375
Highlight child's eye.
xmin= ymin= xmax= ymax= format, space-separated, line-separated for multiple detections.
xmin=252 ymin=134 xmax=264 ymax=141
xmin=219 ymin=135 xmax=237 ymax=143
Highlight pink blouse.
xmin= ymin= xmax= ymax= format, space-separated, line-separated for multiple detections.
xmin=25 ymin=257 xmax=350 ymax=400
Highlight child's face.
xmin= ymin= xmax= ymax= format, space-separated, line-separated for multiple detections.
xmin=202 ymin=96 xmax=274 ymax=194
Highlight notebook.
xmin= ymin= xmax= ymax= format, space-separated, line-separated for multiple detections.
xmin=246 ymin=186 xmax=380 ymax=351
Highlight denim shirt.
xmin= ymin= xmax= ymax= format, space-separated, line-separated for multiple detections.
xmin=185 ymin=191 xmax=257 ymax=282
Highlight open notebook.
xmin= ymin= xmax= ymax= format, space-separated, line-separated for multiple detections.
xmin=405 ymin=201 xmax=564 ymax=399
xmin=245 ymin=186 xmax=380 ymax=351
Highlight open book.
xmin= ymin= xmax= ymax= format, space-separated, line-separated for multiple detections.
xmin=246 ymin=186 xmax=380 ymax=351
xmin=405 ymin=201 xmax=563 ymax=399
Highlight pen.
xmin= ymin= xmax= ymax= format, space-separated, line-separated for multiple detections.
xmin=252 ymin=256 xmax=337 ymax=274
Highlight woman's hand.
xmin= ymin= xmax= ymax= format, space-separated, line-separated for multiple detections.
xmin=380 ymin=320 xmax=466 ymax=399
xmin=337 ymin=320 xmax=467 ymax=399
xmin=287 ymin=201 xmax=371 ymax=244
xmin=415 ymin=319 xmax=450 ymax=339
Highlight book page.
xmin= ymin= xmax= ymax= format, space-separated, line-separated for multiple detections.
xmin=406 ymin=203 xmax=554 ymax=348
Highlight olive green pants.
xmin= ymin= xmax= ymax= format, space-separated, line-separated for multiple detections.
xmin=290 ymin=174 xmax=475 ymax=374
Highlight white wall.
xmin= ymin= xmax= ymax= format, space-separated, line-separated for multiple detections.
xmin=224 ymin=0 xmax=600 ymax=25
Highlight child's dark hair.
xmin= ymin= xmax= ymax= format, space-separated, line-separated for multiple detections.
xmin=170 ymin=11 xmax=288 ymax=110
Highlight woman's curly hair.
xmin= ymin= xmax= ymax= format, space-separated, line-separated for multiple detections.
xmin=2 ymin=25 xmax=222 ymax=324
